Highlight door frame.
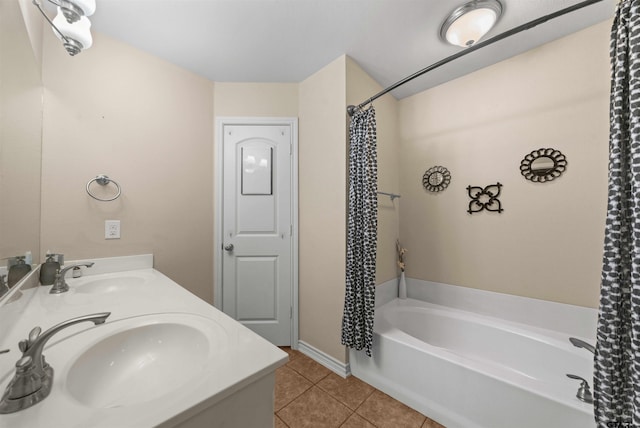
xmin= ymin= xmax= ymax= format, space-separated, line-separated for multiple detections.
xmin=214 ymin=117 xmax=299 ymax=348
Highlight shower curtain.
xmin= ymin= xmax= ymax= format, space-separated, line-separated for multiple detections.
xmin=341 ymin=106 xmax=378 ymax=357
xmin=594 ymin=1 xmax=640 ymax=426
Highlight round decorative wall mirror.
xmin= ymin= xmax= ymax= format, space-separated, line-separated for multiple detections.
xmin=423 ymin=166 xmax=451 ymax=192
xmin=520 ymin=148 xmax=567 ymax=183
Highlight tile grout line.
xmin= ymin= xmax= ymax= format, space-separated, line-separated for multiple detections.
xmin=350 ymin=387 xmax=379 ymax=428
xmin=314 ymin=369 xmax=380 ymax=428
xmin=275 ymin=414 xmax=292 ymax=428
xmin=275 ymin=382 xmax=313 ymax=415
xmin=290 ymin=357 xmax=358 ymax=428
xmin=275 ymin=388 xmax=312 ymax=416
xmin=277 ymin=347 xmax=436 ymax=428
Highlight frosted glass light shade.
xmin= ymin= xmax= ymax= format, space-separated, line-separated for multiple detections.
xmin=57 ymin=0 xmax=96 ymax=23
xmin=441 ymin=0 xmax=502 ymax=48
xmin=53 ymin=7 xmax=92 ymax=50
xmin=73 ymin=0 xmax=96 ymax=17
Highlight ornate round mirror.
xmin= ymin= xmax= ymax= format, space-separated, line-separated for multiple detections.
xmin=520 ymin=148 xmax=567 ymax=183
xmin=423 ymin=166 xmax=451 ymax=192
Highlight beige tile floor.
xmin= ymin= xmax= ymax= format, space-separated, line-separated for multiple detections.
xmin=275 ymin=347 xmax=446 ymax=428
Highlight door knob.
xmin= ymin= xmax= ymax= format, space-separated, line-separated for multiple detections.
xmin=224 ymin=243 xmax=234 ymax=252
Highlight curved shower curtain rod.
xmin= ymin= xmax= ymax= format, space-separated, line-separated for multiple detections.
xmin=347 ymin=0 xmax=606 ymax=116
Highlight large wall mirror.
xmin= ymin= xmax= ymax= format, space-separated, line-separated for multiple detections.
xmin=0 ymin=1 xmax=43 ymax=269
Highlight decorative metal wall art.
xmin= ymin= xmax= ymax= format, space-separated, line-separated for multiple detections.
xmin=467 ymin=182 xmax=503 ymax=214
xmin=520 ymin=148 xmax=567 ymax=183
xmin=422 ymin=166 xmax=451 ymax=192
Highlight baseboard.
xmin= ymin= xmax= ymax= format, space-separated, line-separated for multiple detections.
xmin=297 ymin=341 xmax=351 ymax=378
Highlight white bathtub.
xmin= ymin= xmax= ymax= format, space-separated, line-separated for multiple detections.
xmin=350 ymin=297 xmax=596 ymax=428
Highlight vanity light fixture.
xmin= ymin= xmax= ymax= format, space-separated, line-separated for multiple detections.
xmin=32 ymin=0 xmax=96 ymax=56
xmin=440 ymin=0 xmax=503 ymax=48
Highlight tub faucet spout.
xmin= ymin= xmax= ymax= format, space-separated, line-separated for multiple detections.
xmin=569 ymin=337 xmax=595 ymax=354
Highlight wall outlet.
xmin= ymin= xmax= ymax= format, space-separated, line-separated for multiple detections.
xmin=105 ymin=220 xmax=121 ymax=239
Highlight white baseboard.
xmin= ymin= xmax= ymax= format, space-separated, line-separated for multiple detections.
xmin=297 ymin=340 xmax=351 ymax=378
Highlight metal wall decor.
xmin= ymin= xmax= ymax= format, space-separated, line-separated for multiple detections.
xmin=467 ymin=182 xmax=503 ymax=214
xmin=520 ymin=148 xmax=567 ymax=183
xmin=423 ymin=166 xmax=451 ymax=192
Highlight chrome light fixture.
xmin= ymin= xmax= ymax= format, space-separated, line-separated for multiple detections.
xmin=32 ymin=0 xmax=96 ymax=56
xmin=440 ymin=0 xmax=503 ymax=48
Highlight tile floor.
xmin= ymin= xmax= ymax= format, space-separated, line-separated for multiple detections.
xmin=275 ymin=347 xmax=446 ymax=428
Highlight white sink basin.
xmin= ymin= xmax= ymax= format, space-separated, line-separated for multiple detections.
xmin=63 ymin=313 xmax=227 ymax=409
xmin=75 ymin=276 xmax=146 ymax=294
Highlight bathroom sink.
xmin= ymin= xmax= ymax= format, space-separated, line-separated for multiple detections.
xmin=74 ymin=276 xmax=147 ymax=294
xmin=63 ymin=313 xmax=227 ymax=408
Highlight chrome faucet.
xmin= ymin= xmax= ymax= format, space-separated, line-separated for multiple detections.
xmin=49 ymin=262 xmax=95 ymax=294
xmin=566 ymin=338 xmax=595 ymax=404
xmin=566 ymin=374 xmax=594 ymax=404
xmin=0 ymin=312 xmax=110 ymax=414
xmin=569 ymin=337 xmax=596 ymax=354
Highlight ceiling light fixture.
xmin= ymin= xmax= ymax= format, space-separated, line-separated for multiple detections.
xmin=32 ymin=0 xmax=96 ymax=56
xmin=440 ymin=0 xmax=503 ymax=48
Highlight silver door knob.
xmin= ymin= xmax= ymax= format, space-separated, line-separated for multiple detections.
xmin=224 ymin=243 xmax=234 ymax=252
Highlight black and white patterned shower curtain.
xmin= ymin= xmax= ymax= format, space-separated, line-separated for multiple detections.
xmin=595 ymin=1 xmax=640 ymax=426
xmin=341 ymin=106 xmax=378 ymax=357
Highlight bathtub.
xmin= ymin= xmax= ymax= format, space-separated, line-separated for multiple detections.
xmin=350 ymin=297 xmax=595 ymax=428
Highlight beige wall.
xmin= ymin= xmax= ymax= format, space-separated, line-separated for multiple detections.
xmin=40 ymin=31 xmax=215 ymax=303
xmin=346 ymin=57 xmax=400 ymax=285
xmin=17 ymin=0 xmax=43 ymax=71
xmin=298 ymin=55 xmax=348 ymax=363
xmin=398 ymin=20 xmax=611 ymax=308
xmin=0 ymin=0 xmax=42 ymax=265
xmin=213 ymin=83 xmax=298 ymax=117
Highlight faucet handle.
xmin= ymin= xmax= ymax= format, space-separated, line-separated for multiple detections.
xmin=566 ymin=374 xmax=593 ymax=404
xmin=566 ymin=373 xmax=588 ymax=382
xmin=18 ymin=326 xmax=42 ymax=354
xmin=28 ymin=326 xmax=41 ymax=345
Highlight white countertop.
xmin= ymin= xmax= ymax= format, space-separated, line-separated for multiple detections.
xmin=0 ymin=255 xmax=288 ymax=428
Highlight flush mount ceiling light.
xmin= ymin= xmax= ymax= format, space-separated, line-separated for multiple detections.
xmin=440 ymin=0 xmax=503 ymax=48
xmin=32 ymin=0 xmax=96 ymax=56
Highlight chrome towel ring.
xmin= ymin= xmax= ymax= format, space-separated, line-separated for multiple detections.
xmin=86 ymin=175 xmax=121 ymax=202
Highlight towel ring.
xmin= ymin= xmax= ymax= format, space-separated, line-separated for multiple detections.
xmin=86 ymin=175 xmax=121 ymax=202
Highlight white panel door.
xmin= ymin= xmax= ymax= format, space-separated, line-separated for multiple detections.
xmin=222 ymin=124 xmax=292 ymax=345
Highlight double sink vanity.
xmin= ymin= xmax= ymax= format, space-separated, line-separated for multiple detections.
xmin=0 ymin=254 xmax=288 ymax=428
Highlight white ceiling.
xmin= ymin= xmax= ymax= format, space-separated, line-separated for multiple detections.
xmin=89 ymin=0 xmax=615 ymax=100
